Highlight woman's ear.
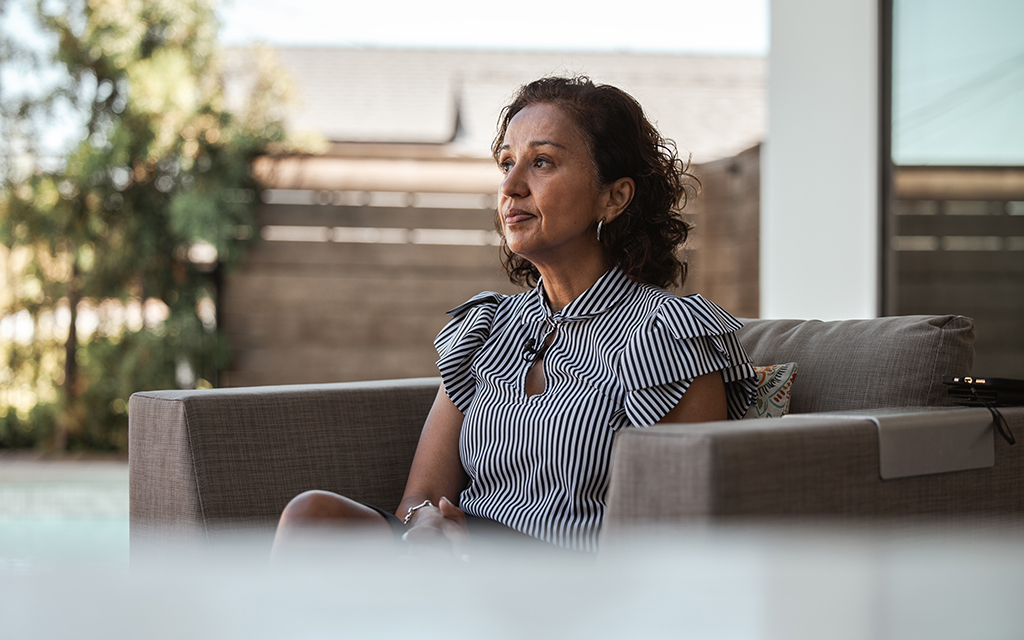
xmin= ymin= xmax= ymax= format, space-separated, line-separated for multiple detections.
xmin=603 ymin=177 xmax=635 ymax=223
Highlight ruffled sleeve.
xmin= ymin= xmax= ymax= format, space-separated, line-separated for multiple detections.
xmin=434 ymin=291 xmax=504 ymax=413
xmin=616 ymin=294 xmax=756 ymax=426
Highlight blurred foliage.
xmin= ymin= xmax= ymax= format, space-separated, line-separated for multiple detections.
xmin=0 ymin=0 xmax=305 ymax=450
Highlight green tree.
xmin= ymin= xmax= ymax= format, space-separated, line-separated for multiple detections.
xmin=0 ymin=0 xmax=300 ymax=450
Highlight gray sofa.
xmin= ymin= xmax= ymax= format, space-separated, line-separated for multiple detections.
xmin=128 ymin=314 xmax=1024 ymax=547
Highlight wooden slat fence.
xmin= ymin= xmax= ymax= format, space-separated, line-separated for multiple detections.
xmin=221 ymin=195 xmax=520 ymax=387
xmin=893 ymin=196 xmax=1024 ymax=378
xmin=221 ymin=150 xmax=761 ymax=388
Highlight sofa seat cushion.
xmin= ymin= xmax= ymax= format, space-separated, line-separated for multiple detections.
xmin=736 ymin=315 xmax=974 ymax=413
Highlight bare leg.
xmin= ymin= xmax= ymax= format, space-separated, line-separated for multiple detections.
xmin=271 ymin=490 xmax=393 ymax=560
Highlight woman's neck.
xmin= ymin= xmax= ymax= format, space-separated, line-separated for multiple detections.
xmin=537 ymin=258 xmax=611 ymax=312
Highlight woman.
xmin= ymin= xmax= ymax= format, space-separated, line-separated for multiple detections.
xmin=274 ymin=76 xmax=756 ymax=555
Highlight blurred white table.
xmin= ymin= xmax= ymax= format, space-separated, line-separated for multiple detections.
xmin=2 ymin=524 xmax=1023 ymax=640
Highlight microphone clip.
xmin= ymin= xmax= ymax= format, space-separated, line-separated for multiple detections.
xmin=522 ymin=337 xmax=549 ymax=363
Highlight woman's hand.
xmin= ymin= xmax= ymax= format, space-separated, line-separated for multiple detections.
xmin=402 ymin=496 xmax=471 ymax=560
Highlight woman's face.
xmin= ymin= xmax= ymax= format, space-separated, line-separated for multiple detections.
xmin=496 ymin=103 xmax=606 ymax=271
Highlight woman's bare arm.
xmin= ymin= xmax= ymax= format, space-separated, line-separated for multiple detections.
xmin=658 ymin=371 xmax=728 ymax=424
xmin=399 ymin=384 xmax=468 ymax=515
xmin=398 ymin=384 xmax=471 ymax=551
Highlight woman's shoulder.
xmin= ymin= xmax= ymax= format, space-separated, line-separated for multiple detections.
xmin=434 ymin=288 xmax=532 ymax=412
xmin=445 ymin=291 xmax=506 ymax=319
xmin=436 ymin=288 xmax=533 ymax=346
xmin=616 ymin=286 xmax=756 ymax=424
xmin=625 ymin=285 xmax=744 ymax=338
xmin=445 ymin=288 xmax=536 ymax=316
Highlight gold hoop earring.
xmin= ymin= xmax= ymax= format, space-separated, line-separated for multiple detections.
xmin=596 ymin=219 xmax=604 ymax=242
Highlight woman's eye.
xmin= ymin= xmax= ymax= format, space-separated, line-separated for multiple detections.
xmin=534 ymin=157 xmax=550 ymax=168
xmin=499 ymin=160 xmax=513 ymax=174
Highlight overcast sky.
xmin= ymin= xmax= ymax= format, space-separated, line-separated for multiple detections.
xmin=217 ymin=0 xmax=770 ymax=55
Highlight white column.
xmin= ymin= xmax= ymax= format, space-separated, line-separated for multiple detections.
xmin=761 ymin=0 xmax=879 ymax=319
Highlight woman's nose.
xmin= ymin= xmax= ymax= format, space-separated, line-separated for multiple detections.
xmin=500 ymin=164 xmax=527 ymax=198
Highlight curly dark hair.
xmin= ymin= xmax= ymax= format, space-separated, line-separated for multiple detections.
xmin=492 ymin=76 xmax=696 ymax=290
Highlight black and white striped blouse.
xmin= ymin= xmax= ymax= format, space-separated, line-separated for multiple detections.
xmin=434 ymin=267 xmax=756 ymax=551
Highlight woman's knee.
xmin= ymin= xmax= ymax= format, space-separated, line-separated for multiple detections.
xmin=273 ymin=491 xmax=393 ymax=560
xmin=279 ymin=490 xmax=383 ymax=525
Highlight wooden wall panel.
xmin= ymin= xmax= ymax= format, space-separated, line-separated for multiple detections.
xmin=897 ymin=215 xmax=1024 ymax=237
xmin=257 ymin=205 xmax=497 ymax=231
xmin=222 ymin=201 xmax=520 ymax=387
xmin=686 ymin=145 xmax=760 ymax=318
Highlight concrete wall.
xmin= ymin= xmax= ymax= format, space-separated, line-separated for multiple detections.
xmin=762 ymin=0 xmax=879 ymax=320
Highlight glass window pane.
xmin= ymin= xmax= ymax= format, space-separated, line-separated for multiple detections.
xmin=892 ymin=0 xmax=1024 ymax=166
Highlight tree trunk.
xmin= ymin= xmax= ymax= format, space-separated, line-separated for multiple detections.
xmin=57 ymin=268 xmax=80 ymax=451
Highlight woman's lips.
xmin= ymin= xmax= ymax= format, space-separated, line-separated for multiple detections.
xmin=504 ymin=209 xmax=535 ymax=226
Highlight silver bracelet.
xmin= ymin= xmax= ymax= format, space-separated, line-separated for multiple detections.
xmin=402 ymin=499 xmax=434 ymax=526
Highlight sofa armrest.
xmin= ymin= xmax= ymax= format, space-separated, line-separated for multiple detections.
xmin=128 ymin=377 xmax=440 ymax=541
xmin=602 ymin=407 xmax=1024 ymax=539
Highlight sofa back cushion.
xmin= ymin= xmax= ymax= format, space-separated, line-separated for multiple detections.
xmin=735 ymin=315 xmax=974 ymax=413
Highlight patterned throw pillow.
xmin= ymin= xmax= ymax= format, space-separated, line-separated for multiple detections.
xmin=743 ymin=362 xmax=799 ymax=419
